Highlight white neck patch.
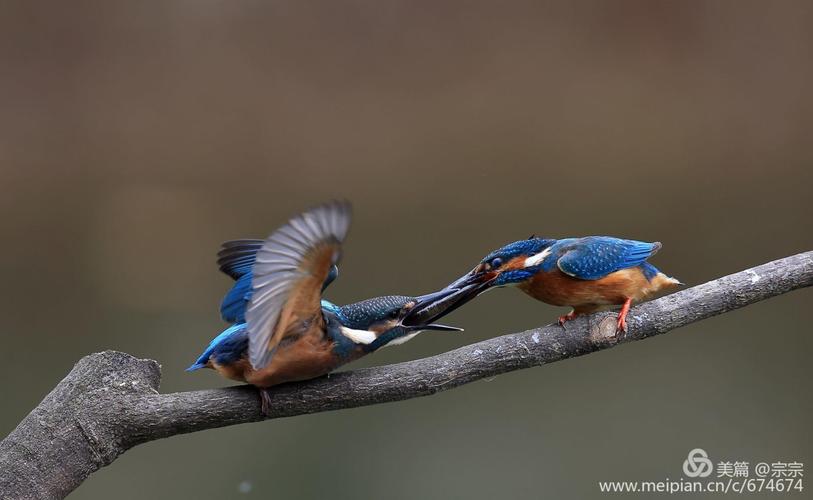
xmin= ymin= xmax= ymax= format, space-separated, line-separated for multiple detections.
xmin=340 ymin=326 xmax=377 ymax=345
xmin=523 ymin=248 xmax=551 ymax=268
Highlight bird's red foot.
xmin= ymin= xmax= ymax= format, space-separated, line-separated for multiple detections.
xmin=259 ymin=389 xmax=274 ymax=417
xmin=616 ymin=298 xmax=632 ymax=334
xmin=558 ymin=310 xmax=577 ymax=328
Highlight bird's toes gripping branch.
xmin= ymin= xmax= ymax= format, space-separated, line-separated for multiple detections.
xmin=616 ymin=298 xmax=632 ymax=334
xmin=557 ymin=310 xmax=577 ymax=328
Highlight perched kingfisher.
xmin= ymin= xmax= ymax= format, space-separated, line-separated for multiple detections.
xmin=188 ymin=201 xmax=469 ymax=413
xmin=445 ymin=236 xmax=682 ymax=333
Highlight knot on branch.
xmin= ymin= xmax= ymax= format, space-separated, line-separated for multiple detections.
xmin=587 ymin=313 xmax=624 ymax=345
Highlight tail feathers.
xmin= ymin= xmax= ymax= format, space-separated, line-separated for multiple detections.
xmin=186 ymin=362 xmax=208 ymax=372
xmin=639 ymin=262 xmax=660 ymax=281
xmin=640 ymin=262 xmax=682 ymax=287
xmin=651 ymin=272 xmax=683 ymax=294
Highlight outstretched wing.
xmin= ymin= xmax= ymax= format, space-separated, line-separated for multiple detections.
xmin=556 ymin=237 xmax=661 ymax=281
xmin=217 ymin=240 xmax=265 ymax=323
xmin=217 ymin=239 xmax=265 ymax=280
xmin=246 ymin=201 xmax=352 ymax=370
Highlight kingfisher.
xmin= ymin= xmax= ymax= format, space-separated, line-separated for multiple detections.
xmin=445 ymin=236 xmax=682 ymax=333
xmin=187 ymin=201 xmax=470 ymax=414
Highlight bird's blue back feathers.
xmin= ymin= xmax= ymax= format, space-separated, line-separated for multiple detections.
xmin=547 ymin=236 xmax=662 ymax=280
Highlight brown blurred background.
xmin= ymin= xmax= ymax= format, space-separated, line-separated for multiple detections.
xmin=1 ymin=1 xmax=811 ymax=498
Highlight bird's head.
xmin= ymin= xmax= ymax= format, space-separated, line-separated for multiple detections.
xmin=460 ymin=237 xmax=557 ymax=286
xmin=336 ymin=288 xmax=471 ymax=352
xmin=427 ymin=238 xmax=558 ymax=316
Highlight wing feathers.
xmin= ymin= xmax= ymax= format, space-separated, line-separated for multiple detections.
xmin=217 ymin=239 xmax=265 ymax=280
xmin=246 ymin=201 xmax=352 ymax=370
xmin=556 ymin=237 xmax=661 ymax=281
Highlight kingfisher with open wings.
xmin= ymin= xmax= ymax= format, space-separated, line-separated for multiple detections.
xmin=188 ymin=201 xmax=470 ymax=414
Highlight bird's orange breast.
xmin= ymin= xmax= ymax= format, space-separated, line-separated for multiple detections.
xmin=519 ymin=267 xmax=677 ymax=311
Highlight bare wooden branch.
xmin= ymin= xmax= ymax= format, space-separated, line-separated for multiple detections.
xmin=1 ymin=251 xmax=811 ymax=499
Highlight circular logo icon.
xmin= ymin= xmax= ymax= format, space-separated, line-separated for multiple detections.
xmin=683 ymin=448 xmax=713 ymax=478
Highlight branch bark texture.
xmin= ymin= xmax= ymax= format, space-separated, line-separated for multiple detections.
xmin=1 ymin=251 xmax=811 ymax=499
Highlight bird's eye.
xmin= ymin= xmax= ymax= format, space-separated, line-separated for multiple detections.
xmin=389 ymin=309 xmax=400 ymax=319
xmin=490 ymin=257 xmax=503 ymax=268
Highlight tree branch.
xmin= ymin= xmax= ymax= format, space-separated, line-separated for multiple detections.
xmin=2 ymin=252 xmax=811 ymax=499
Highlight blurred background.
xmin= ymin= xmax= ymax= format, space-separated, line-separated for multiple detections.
xmin=1 ymin=1 xmax=811 ymax=498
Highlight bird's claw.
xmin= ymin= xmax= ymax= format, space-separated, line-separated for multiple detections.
xmin=615 ymin=315 xmax=628 ymax=334
xmin=615 ymin=298 xmax=632 ymax=336
xmin=558 ymin=311 xmax=577 ymax=329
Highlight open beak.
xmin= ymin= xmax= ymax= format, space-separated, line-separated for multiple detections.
xmin=401 ymin=268 xmax=496 ymax=330
xmin=400 ymin=288 xmax=467 ymax=331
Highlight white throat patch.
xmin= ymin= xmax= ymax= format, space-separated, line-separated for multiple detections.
xmin=379 ymin=331 xmax=421 ymax=348
xmin=523 ymin=248 xmax=551 ymax=268
xmin=340 ymin=326 xmax=377 ymax=345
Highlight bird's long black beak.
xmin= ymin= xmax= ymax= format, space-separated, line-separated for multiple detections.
xmin=401 ymin=273 xmax=492 ymax=330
